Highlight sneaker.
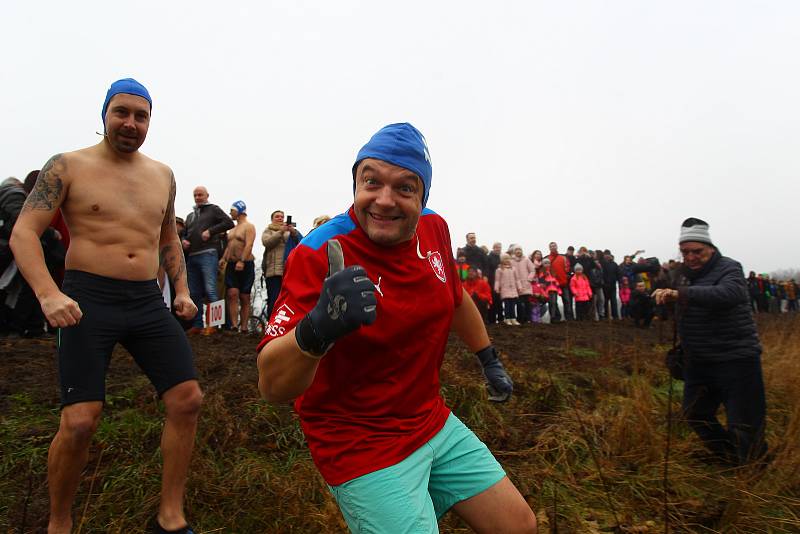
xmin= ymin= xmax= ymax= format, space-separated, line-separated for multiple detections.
xmin=151 ymin=517 xmax=195 ymax=534
xmin=510 ymin=319 xmax=520 ymax=326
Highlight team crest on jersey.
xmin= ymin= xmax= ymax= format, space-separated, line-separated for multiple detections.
xmin=428 ymin=251 xmax=447 ymax=283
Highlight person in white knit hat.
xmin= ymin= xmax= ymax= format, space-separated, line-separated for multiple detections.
xmin=653 ymin=217 xmax=768 ymax=466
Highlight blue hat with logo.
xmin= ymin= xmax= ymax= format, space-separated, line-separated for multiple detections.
xmin=352 ymin=123 xmax=433 ymax=207
xmin=231 ymin=200 xmax=247 ymax=215
xmin=101 ymin=78 xmax=152 ymax=129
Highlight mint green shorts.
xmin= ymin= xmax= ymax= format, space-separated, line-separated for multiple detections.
xmin=328 ymin=412 xmax=506 ymax=534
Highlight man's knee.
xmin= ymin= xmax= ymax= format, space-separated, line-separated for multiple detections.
xmin=58 ymin=403 xmax=102 ymax=446
xmin=163 ymin=381 xmax=203 ymax=418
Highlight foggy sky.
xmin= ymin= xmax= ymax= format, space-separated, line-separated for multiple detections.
xmin=3 ymin=1 xmax=798 ymax=274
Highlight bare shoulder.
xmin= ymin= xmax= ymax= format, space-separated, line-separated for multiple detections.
xmin=22 ymin=152 xmax=72 ymax=211
xmin=138 ymin=154 xmax=174 ymax=184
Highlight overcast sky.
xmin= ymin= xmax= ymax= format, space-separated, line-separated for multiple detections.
xmin=3 ymin=1 xmax=798 ymax=274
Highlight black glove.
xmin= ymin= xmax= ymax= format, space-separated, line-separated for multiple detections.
xmin=476 ymin=346 xmax=513 ymax=402
xmin=295 ymin=239 xmax=377 ymax=357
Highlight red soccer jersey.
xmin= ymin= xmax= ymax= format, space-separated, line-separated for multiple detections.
xmin=257 ymin=207 xmax=463 ymax=485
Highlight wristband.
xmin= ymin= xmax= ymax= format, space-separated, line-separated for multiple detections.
xmin=295 ymin=315 xmax=333 ymax=358
xmin=475 ymin=345 xmax=497 ymax=366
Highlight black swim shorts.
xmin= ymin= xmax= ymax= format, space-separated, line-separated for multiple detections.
xmin=224 ymin=260 xmax=255 ymax=294
xmin=58 ymin=270 xmax=197 ymax=407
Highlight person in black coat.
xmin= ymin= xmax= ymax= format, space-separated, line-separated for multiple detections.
xmin=486 ymin=242 xmax=503 ymax=323
xmin=629 ymin=280 xmax=654 ymax=327
xmin=600 ymin=250 xmax=621 ymax=319
xmin=461 ymin=232 xmax=488 ymax=276
xmin=654 ymin=218 xmax=767 ymax=466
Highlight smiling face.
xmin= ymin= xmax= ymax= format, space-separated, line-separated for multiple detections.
xmin=104 ymin=93 xmax=150 ymax=153
xmin=353 ymin=158 xmax=423 ymax=247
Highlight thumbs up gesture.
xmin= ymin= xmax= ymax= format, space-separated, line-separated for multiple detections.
xmin=295 ymin=239 xmax=378 ymax=357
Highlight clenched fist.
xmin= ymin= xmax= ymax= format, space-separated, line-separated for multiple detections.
xmin=40 ymin=291 xmax=83 ymax=328
xmin=173 ymin=293 xmax=198 ymax=320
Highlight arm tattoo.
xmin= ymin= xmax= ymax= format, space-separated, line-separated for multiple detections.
xmin=21 ymin=154 xmax=65 ymax=212
xmin=164 ymin=172 xmax=176 ymax=222
xmin=160 ymin=242 xmax=187 ymax=288
xmin=160 ymin=171 xmax=186 ymax=287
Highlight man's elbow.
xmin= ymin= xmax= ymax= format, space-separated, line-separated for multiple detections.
xmin=9 ymin=226 xmax=32 ymax=256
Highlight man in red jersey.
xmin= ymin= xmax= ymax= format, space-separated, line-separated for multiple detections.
xmin=257 ymin=124 xmax=535 ymax=533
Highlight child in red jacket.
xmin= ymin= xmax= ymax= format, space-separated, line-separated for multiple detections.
xmin=619 ymin=277 xmax=631 ymax=318
xmin=569 ymin=263 xmax=593 ymax=321
xmin=530 ymin=275 xmax=548 ymax=323
xmin=539 ymin=259 xmax=562 ymax=323
xmin=463 ymin=267 xmax=492 ymax=323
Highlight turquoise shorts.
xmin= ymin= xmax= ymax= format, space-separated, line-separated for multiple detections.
xmin=328 ymin=412 xmax=506 ymax=534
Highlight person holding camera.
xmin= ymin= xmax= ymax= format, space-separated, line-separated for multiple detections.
xmin=261 ymin=210 xmax=303 ymax=320
xmin=653 ymin=217 xmax=767 ymax=466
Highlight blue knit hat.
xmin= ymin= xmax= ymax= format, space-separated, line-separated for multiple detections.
xmin=231 ymin=200 xmax=247 ymax=215
xmin=352 ymin=123 xmax=433 ymax=207
xmin=101 ymin=78 xmax=152 ymax=129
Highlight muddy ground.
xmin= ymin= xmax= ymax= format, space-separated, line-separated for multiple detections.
xmin=2 ymin=316 xmax=795 ymax=533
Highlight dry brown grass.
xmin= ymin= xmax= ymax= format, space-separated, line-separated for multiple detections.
xmin=1 ymin=315 xmax=798 ymax=532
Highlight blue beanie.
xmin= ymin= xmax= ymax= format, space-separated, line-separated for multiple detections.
xmin=101 ymin=78 xmax=152 ymax=128
xmin=231 ymin=200 xmax=247 ymax=215
xmin=352 ymin=123 xmax=433 ymax=207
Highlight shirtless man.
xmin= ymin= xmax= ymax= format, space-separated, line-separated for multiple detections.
xmin=10 ymin=78 xmax=202 ymax=534
xmin=220 ymin=200 xmax=255 ymax=331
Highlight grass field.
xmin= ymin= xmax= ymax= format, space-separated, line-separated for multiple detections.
xmin=1 ymin=315 xmax=798 ymax=533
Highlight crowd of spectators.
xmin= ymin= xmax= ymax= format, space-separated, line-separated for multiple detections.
xmin=1 ymin=180 xmax=798 ymax=338
xmin=455 ymin=232 xmax=800 ymax=328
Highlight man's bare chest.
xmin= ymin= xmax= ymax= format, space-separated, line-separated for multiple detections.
xmin=65 ymin=174 xmax=168 ymax=226
xmin=229 ymin=225 xmax=251 ymax=243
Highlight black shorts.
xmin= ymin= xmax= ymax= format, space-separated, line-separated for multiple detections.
xmin=224 ymin=260 xmax=255 ymax=294
xmin=58 ymin=270 xmax=197 ymax=407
